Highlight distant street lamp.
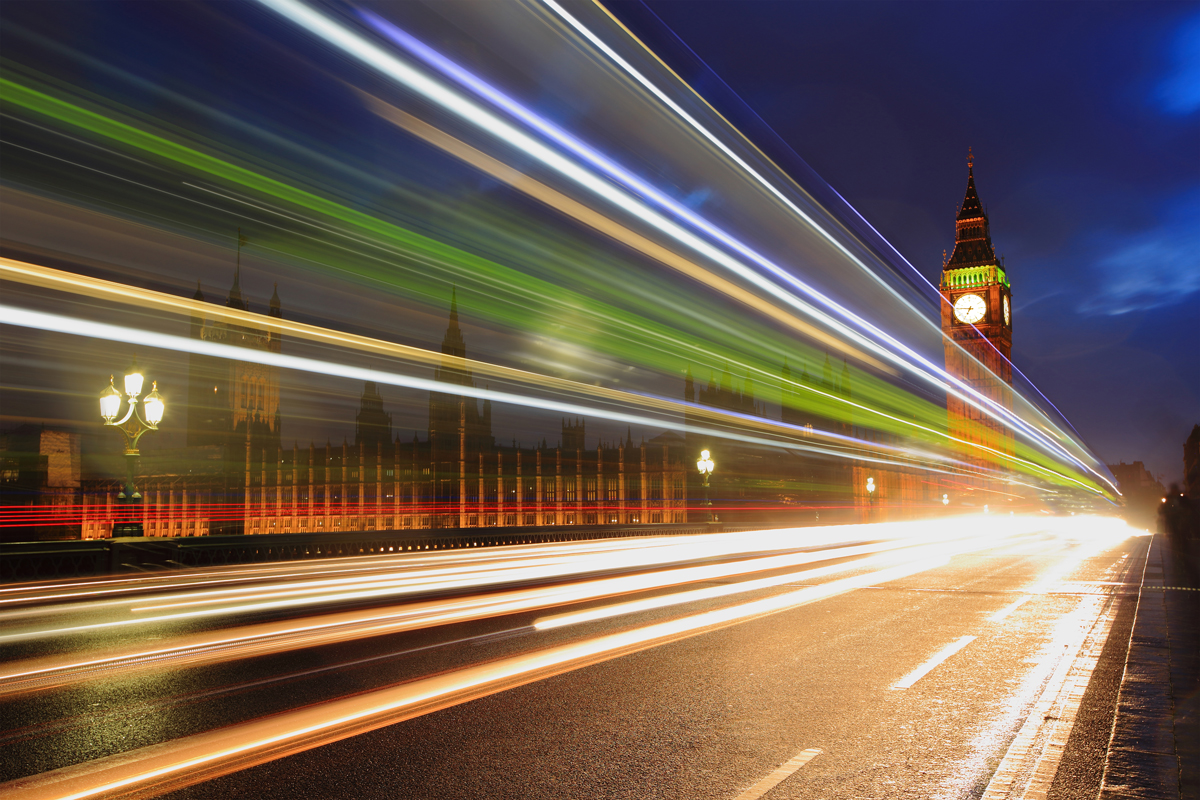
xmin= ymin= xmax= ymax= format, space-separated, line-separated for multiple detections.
xmin=99 ymin=359 xmax=165 ymax=536
xmin=942 ymin=493 xmax=950 ymax=506
xmin=697 ymin=449 xmax=715 ymax=523
xmin=866 ymin=476 xmax=876 ymax=520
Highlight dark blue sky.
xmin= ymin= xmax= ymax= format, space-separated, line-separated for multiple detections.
xmin=615 ymin=0 xmax=1199 ymax=485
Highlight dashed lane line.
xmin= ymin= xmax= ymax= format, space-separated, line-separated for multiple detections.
xmin=891 ymin=635 xmax=976 ymax=690
xmin=732 ymin=748 xmax=823 ymax=800
xmin=991 ymin=595 xmax=1032 ymax=622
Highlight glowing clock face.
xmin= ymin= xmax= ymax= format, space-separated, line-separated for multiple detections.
xmin=953 ymin=293 xmax=987 ymax=324
xmin=1003 ymin=295 xmax=1011 ymax=325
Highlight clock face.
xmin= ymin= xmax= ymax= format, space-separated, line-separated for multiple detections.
xmin=953 ymin=293 xmax=987 ymax=324
xmin=1003 ymin=295 xmax=1011 ymax=325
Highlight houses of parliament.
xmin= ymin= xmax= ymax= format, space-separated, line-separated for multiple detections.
xmin=82 ymin=275 xmax=695 ymax=538
xmin=75 ymin=156 xmax=1011 ymax=538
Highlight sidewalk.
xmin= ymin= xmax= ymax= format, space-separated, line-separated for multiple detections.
xmin=1100 ymin=532 xmax=1200 ymax=799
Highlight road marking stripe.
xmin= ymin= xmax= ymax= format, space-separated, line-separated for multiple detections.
xmin=733 ymin=748 xmax=822 ymax=800
xmin=892 ymin=635 xmax=976 ymax=689
xmin=991 ymin=595 xmax=1031 ymax=622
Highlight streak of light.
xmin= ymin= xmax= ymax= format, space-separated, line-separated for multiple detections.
xmin=534 ymin=545 xmax=939 ymax=631
xmin=0 ymin=257 xmax=886 ymax=456
xmin=0 ymin=257 xmax=1108 ymax=495
xmin=0 ymin=303 xmax=876 ymax=462
xmin=9 ymin=296 xmax=1089 ymax=501
xmin=0 ymin=517 xmax=1075 ymax=698
xmin=0 ymin=537 xmax=932 ymax=694
xmin=536 ymin=1 xmax=1114 ymax=491
xmin=0 ymin=516 xmax=997 ymax=641
xmin=0 ymin=556 xmax=951 ymax=800
xmin=984 ymin=516 xmax=1139 ymax=623
xmin=354 ymin=91 xmax=882 ymax=371
xmin=254 ymin=0 xmax=1109 ymax=489
xmin=0 ymin=534 xmax=695 ymax=611
xmin=354 ymin=96 xmax=1055 ymax=480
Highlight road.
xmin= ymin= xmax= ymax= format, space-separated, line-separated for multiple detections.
xmin=0 ymin=514 xmax=1146 ymax=799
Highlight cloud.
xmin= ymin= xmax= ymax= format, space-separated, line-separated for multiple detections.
xmin=1155 ymin=11 xmax=1200 ymax=115
xmin=1080 ymin=188 xmax=1200 ymax=315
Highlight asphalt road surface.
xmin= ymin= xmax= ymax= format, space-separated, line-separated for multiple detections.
xmin=0 ymin=514 xmax=1148 ymax=799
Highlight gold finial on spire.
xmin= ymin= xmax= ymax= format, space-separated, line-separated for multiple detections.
xmin=967 ymin=146 xmax=974 ymax=170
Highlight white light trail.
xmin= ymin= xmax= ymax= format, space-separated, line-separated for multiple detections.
xmin=536 ymin=0 xmax=1113 ymax=489
xmin=253 ymin=0 xmax=1109 ymax=490
xmin=11 ymin=301 xmax=1097 ymax=494
xmin=0 ymin=556 xmax=950 ymax=800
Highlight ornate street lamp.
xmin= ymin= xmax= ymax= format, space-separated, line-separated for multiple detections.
xmin=697 ymin=449 xmax=715 ymax=523
xmin=99 ymin=359 xmax=165 ymax=536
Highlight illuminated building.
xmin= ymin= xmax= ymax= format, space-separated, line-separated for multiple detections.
xmin=683 ymin=357 xmax=869 ymax=523
xmin=355 ymin=382 xmax=393 ymax=453
xmin=185 ymin=267 xmax=283 ymax=451
xmin=427 ymin=288 xmax=494 ymax=528
xmin=0 ymin=425 xmax=81 ymax=541
xmin=181 ymin=267 xmax=283 ymax=533
xmin=80 ymin=291 xmax=687 ymax=538
xmin=939 ymin=151 xmax=1014 ymax=478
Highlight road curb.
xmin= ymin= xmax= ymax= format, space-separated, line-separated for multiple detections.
xmin=1098 ymin=534 xmax=1185 ymax=799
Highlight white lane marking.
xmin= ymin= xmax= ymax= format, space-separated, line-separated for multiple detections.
xmin=892 ymin=635 xmax=976 ymax=690
xmin=733 ymin=748 xmax=823 ymax=800
xmin=991 ymin=595 xmax=1032 ymax=622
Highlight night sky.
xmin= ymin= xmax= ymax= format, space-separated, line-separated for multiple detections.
xmin=614 ymin=0 xmax=1199 ymax=485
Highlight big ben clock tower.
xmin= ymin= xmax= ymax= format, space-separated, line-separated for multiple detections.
xmin=940 ymin=150 xmax=1014 ymax=463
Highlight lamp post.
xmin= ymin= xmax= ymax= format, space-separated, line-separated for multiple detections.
xmin=99 ymin=359 xmax=165 ymax=537
xmin=866 ymin=476 xmax=876 ymax=520
xmin=697 ymin=449 xmax=715 ymax=523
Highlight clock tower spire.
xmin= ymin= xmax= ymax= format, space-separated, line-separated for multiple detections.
xmin=940 ymin=151 xmax=1014 ymax=467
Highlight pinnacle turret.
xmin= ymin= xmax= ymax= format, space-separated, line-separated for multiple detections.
xmin=946 ymin=149 xmax=998 ymax=270
xmin=226 ymin=264 xmax=246 ymax=311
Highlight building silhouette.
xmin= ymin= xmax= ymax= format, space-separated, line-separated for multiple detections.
xmin=69 ymin=157 xmax=1031 ymax=539
xmin=81 ymin=287 xmax=687 ymax=537
xmin=1106 ymin=461 xmax=1166 ymax=529
xmin=355 ymin=382 xmax=392 ymax=453
xmin=185 ymin=269 xmax=282 ymax=451
xmin=427 ymin=288 xmax=494 ymax=527
xmin=181 ymin=267 xmax=283 ymax=533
